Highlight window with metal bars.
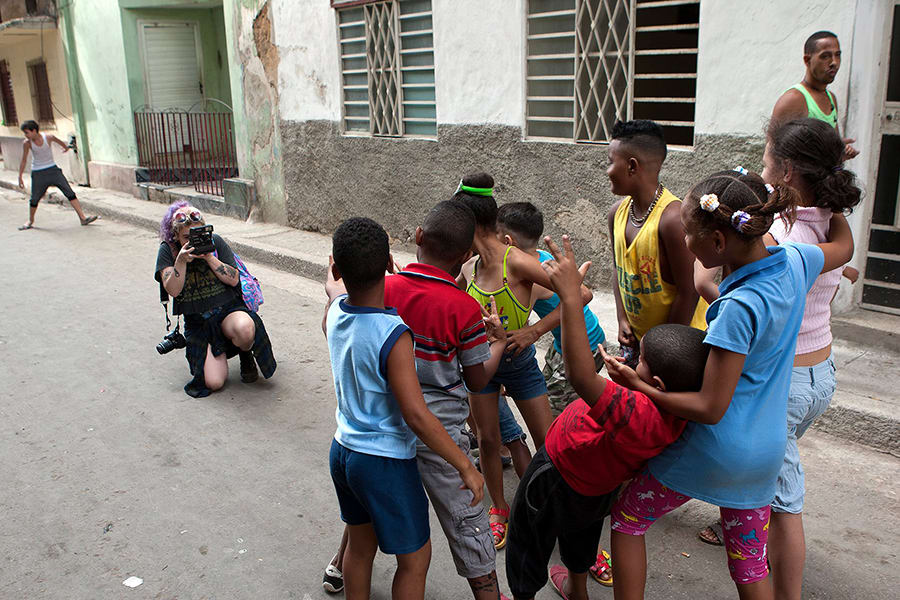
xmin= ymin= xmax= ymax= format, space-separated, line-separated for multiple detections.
xmin=0 ymin=60 xmax=16 ymax=126
xmin=336 ymin=0 xmax=436 ymax=137
xmin=27 ymin=60 xmax=54 ymax=126
xmin=526 ymin=0 xmax=699 ymax=146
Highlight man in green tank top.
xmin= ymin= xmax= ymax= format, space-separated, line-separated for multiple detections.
xmin=771 ymin=30 xmax=858 ymax=159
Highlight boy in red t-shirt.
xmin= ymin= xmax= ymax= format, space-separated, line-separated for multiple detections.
xmin=505 ymin=236 xmax=710 ymax=600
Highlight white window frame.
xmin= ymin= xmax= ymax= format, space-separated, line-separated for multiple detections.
xmin=336 ymin=0 xmax=437 ymax=138
xmin=525 ymin=0 xmax=699 ymax=147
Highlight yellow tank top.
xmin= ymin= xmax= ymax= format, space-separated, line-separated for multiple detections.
xmin=467 ymin=246 xmax=532 ymax=331
xmin=613 ymin=189 xmax=708 ymax=339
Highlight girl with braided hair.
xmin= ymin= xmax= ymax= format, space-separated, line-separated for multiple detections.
xmin=601 ymin=169 xmax=853 ymax=600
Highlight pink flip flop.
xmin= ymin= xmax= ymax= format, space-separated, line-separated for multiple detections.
xmin=549 ymin=565 xmax=571 ymax=599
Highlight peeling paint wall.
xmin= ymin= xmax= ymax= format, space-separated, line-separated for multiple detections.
xmin=223 ymin=0 xmax=286 ymax=224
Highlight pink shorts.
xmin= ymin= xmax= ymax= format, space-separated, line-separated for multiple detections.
xmin=610 ymin=469 xmax=771 ymax=585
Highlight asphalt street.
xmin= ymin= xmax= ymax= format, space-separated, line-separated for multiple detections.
xmin=0 ymin=189 xmax=897 ymax=600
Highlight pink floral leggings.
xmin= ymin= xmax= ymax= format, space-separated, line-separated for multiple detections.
xmin=610 ymin=468 xmax=771 ymax=585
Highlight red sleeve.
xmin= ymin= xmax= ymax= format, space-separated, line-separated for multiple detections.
xmin=586 ymin=380 xmax=685 ymax=449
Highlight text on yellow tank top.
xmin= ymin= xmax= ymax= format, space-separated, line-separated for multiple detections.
xmin=613 ymin=188 xmax=708 ymax=339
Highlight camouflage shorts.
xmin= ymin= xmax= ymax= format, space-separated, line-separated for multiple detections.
xmin=542 ymin=343 xmax=608 ymax=415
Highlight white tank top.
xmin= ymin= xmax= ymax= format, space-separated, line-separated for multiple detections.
xmin=30 ymin=133 xmax=56 ymax=171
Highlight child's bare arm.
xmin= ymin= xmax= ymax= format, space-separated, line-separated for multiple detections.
xmin=510 ymin=245 xmax=592 ymax=306
xmin=659 ymin=204 xmax=702 ymax=324
xmin=603 ymin=345 xmax=745 ymax=424
xmin=48 ymin=135 xmax=70 ymax=152
xmin=608 ymin=202 xmax=636 ymax=348
xmin=322 ymin=256 xmax=347 ymax=336
xmin=819 ymin=212 xmax=854 ymax=273
xmin=542 ymin=236 xmax=608 ymax=405
xmin=456 ymin=255 xmax=476 ymax=290
xmin=694 ymin=261 xmax=720 ymax=304
xmin=18 ymin=142 xmax=30 ymax=186
xmin=461 ymin=298 xmax=507 ymax=391
xmin=388 ymin=332 xmax=485 ymax=506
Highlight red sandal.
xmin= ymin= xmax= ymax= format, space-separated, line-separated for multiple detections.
xmin=589 ymin=549 xmax=613 ymax=587
xmin=488 ymin=505 xmax=510 ymax=550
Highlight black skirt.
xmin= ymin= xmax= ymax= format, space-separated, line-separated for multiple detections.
xmin=182 ymin=299 xmax=276 ymax=397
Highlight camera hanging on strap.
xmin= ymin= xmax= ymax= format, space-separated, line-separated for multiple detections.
xmin=157 ymin=281 xmax=186 ymax=355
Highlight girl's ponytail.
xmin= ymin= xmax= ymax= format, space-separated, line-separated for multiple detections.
xmin=812 ymin=167 xmax=863 ymax=213
xmin=768 ymin=118 xmax=863 ymax=213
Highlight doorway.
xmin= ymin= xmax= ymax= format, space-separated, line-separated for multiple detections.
xmin=865 ymin=3 xmax=900 ymax=314
xmin=138 ymin=21 xmax=204 ymax=111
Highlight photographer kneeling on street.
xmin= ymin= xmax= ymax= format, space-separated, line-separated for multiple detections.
xmin=155 ymin=201 xmax=276 ymax=397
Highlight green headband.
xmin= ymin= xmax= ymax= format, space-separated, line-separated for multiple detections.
xmin=455 ymin=180 xmax=494 ymax=197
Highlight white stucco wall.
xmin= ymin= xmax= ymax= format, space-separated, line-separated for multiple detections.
xmin=272 ymin=0 xmax=341 ymax=122
xmin=833 ymin=0 xmax=890 ymax=312
xmin=273 ymin=0 xmax=526 ymax=126
xmin=695 ymin=0 xmax=857 ymax=137
xmin=431 ymin=0 xmax=524 ymax=126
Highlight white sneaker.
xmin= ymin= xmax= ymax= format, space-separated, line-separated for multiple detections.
xmin=323 ymin=559 xmax=343 ymax=593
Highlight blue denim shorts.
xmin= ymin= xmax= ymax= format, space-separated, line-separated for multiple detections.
xmin=498 ymin=395 xmax=526 ymax=445
xmin=329 ymin=439 xmax=430 ymax=554
xmin=772 ymin=354 xmax=836 ymax=514
xmin=476 ymin=344 xmax=548 ymax=400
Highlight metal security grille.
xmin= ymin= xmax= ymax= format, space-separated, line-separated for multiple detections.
xmin=575 ymin=0 xmax=631 ymax=142
xmin=0 ymin=60 xmax=16 ymax=126
xmin=337 ymin=0 xmax=436 ymax=137
xmin=27 ymin=61 xmax=54 ymax=125
xmin=526 ymin=0 xmax=699 ymax=146
xmin=366 ymin=1 xmax=401 ymax=135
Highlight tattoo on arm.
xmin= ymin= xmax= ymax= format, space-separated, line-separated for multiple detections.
xmin=215 ymin=264 xmax=237 ymax=278
xmin=173 ymin=267 xmax=180 ymax=278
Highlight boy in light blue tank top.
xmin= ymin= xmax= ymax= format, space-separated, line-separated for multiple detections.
xmin=324 ymin=217 xmax=484 ymax=600
xmin=497 ymin=202 xmax=606 ymax=416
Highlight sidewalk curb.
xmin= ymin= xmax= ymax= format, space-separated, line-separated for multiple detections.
xmin=3 ymin=179 xmax=897 ymax=454
xmin=831 ymin=317 xmax=900 ymax=355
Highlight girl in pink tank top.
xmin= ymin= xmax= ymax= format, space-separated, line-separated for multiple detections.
xmin=760 ymin=117 xmax=862 ymax=600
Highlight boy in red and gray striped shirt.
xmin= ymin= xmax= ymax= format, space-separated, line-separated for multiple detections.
xmin=325 ymin=201 xmax=510 ymax=600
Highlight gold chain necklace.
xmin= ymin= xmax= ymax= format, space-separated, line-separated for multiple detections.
xmin=629 ymin=184 xmax=664 ymax=228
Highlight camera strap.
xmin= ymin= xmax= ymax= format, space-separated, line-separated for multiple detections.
xmin=159 ymin=280 xmax=180 ymax=333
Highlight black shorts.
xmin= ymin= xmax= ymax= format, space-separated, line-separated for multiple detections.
xmin=30 ymin=166 xmax=76 ymax=206
xmin=505 ymin=446 xmax=619 ymax=599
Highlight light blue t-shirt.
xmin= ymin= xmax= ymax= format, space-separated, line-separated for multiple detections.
xmin=535 ymin=249 xmax=605 ymax=354
xmin=649 ymin=242 xmax=824 ymax=509
xmin=326 ymin=295 xmax=416 ymax=460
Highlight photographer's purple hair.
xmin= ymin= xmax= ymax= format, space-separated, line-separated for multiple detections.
xmin=160 ymin=200 xmax=190 ymax=247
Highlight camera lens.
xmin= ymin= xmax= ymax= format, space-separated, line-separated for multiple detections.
xmin=157 ymin=338 xmax=176 ymax=355
xmin=157 ymin=331 xmax=186 ymax=355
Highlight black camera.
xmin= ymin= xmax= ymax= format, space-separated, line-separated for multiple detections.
xmin=189 ymin=224 xmax=215 ymax=254
xmin=156 ymin=327 xmax=186 ymax=355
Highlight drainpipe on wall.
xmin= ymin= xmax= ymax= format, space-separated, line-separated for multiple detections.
xmin=56 ymin=0 xmax=91 ymax=186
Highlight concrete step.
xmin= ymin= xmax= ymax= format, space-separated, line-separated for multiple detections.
xmin=3 ymin=170 xmax=897 ymax=455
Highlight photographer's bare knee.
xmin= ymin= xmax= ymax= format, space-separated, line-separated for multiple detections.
xmin=222 ymin=313 xmax=256 ymax=350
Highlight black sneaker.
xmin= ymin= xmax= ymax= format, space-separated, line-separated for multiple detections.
xmin=323 ymin=561 xmax=343 ymax=593
xmin=239 ymin=351 xmax=259 ymax=383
